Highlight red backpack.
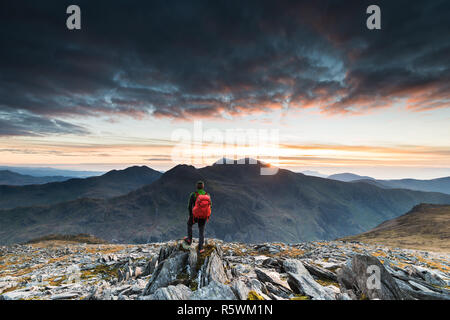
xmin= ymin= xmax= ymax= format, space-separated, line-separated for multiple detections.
xmin=192 ymin=192 xmax=211 ymax=220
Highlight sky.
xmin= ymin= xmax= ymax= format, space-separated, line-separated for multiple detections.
xmin=0 ymin=0 xmax=449 ymax=179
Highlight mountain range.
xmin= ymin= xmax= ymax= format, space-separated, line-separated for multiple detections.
xmin=325 ymin=172 xmax=450 ymax=194
xmin=0 ymin=166 xmax=162 ymax=210
xmin=0 ymin=170 xmax=71 ymax=186
xmin=1 ymin=159 xmax=450 ymax=245
xmin=0 ymin=166 xmax=104 ymax=178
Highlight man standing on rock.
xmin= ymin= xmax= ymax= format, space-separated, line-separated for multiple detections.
xmin=184 ymin=180 xmax=212 ymax=253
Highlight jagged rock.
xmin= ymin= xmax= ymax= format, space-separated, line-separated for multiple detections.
xmin=230 ymin=279 xmax=249 ymax=300
xmin=261 ymin=257 xmax=282 ymax=271
xmin=284 ymin=259 xmax=334 ymax=300
xmin=0 ymin=290 xmax=38 ymax=300
xmin=88 ymin=282 xmax=112 ymax=300
xmin=1 ymin=239 xmax=449 ymax=301
xmin=144 ymin=251 xmax=189 ymax=294
xmin=187 ymin=247 xmax=197 ymax=277
xmin=198 ymin=248 xmax=229 ymax=288
xmin=157 ymin=243 xmax=178 ymax=264
xmin=338 ymin=254 xmax=406 ymax=300
xmin=153 ymin=284 xmax=192 ymax=300
xmin=134 ymin=266 xmax=143 ymax=278
xmin=408 ymin=265 xmax=447 ymax=287
xmin=265 ymin=281 xmax=292 ymax=299
xmin=303 ymin=261 xmax=338 ymax=282
xmin=142 ymin=255 xmax=158 ymax=276
xmin=190 ymin=280 xmax=237 ymax=300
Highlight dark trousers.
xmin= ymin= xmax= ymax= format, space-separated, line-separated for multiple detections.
xmin=187 ymin=214 xmax=206 ymax=250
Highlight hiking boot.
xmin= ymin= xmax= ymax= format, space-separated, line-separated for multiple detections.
xmin=198 ymin=248 xmax=205 ymax=254
xmin=183 ymin=237 xmax=192 ymax=245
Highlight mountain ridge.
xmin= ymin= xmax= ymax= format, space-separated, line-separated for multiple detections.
xmin=1 ymin=161 xmax=450 ymax=245
xmin=0 ymin=170 xmax=71 ymax=186
xmin=340 ymin=203 xmax=450 ymax=252
xmin=0 ymin=165 xmax=162 ymax=210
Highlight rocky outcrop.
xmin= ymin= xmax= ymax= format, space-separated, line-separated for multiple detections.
xmin=1 ymin=239 xmax=449 ymax=300
xmin=284 ymin=259 xmax=335 ymax=300
xmin=337 ymin=254 xmax=407 ymax=300
xmin=144 ymin=248 xmax=189 ymax=295
xmin=198 ymin=248 xmax=230 ymax=287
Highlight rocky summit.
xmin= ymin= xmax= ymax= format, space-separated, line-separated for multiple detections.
xmin=0 ymin=239 xmax=449 ymax=300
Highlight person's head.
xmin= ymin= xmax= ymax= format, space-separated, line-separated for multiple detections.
xmin=196 ymin=180 xmax=205 ymax=190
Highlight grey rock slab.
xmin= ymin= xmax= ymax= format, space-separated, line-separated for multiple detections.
xmin=190 ymin=281 xmax=237 ymax=300
xmin=144 ymin=251 xmax=188 ymax=294
xmin=230 ymin=279 xmax=249 ymax=300
xmin=1 ymin=290 xmax=38 ymax=300
xmin=283 ymin=259 xmax=335 ymax=300
xmin=199 ymin=249 xmax=229 ymax=288
xmin=51 ymin=292 xmax=79 ymax=300
xmin=303 ymin=261 xmax=338 ymax=282
xmin=287 ymin=272 xmax=335 ymax=300
xmin=153 ymin=284 xmax=192 ymax=300
xmin=338 ymin=254 xmax=407 ymax=300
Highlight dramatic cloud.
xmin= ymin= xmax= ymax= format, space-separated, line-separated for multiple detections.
xmin=0 ymin=0 xmax=449 ymax=135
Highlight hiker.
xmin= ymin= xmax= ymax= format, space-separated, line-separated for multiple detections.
xmin=184 ymin=180 xmax=212 ymax=253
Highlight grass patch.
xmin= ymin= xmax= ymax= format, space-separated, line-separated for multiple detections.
xmin=290 ymin=294 xmax=310 ymax=300
xmin=81 ymin=264 xmax=117 ymax=281
xmin=247 ymin=290 xmax=265 ymax=300
xmin=316 ymin=279 xmax=339 ymax=288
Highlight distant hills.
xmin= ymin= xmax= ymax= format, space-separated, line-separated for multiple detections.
xmin=354 ymin=177 xmax=450 ymax=195
xmin=0 ymin=170 xmax=71 ymax=186
xmin=327 ymin=173 xmax=375 ymax=182
xmin=300 ymin=170 xmax=328 ymax=178
xmin=1 ymin=159 xmax=450 ymax=245
xmin=0 ymin=166 xmax=104 ymax=178
xmin=0 ymin=166 xmax=162 ymax=210
xmin=340 ymin=204 xmax=450 ymax=252
xmin=326 ymin=173 xmax=450 ymax=195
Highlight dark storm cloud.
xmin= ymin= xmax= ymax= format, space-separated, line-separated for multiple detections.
xmin=0 ymin=0 xmax=449 ymax=135
xmin=0 ymin=108 xmax=88 ymax=136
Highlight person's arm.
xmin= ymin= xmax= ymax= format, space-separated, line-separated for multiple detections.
xmin=187 ymin=192 xmax=195 ymax=215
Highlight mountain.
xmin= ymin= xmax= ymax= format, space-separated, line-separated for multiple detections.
xmin=353 ymin=177 xmax=450 ymax=195
xmin=327 ymin=173 xmax=375 ymax=182
xmin=0 ymin=170 xmax=71 ymax=186
xmin=1 ymin=160 xmax=450 ymax=245
xmin=0 ymin=166 xmax=104 ymax=178
xmin=0 ymin=166 xmax=162 ymax=210
xmin=340 ymin=204 xmax=450 ymax=252
xmin=300 ymin=170 xmax=328 ymax=178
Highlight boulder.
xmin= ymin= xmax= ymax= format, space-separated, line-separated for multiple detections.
xmin=337 ymin=254 xmax=406 ymax=300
